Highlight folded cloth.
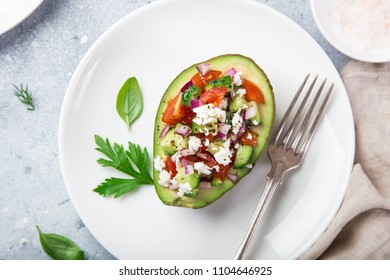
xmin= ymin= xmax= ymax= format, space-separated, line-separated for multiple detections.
xmin=300 ymin=60 xmax=390 ymax=260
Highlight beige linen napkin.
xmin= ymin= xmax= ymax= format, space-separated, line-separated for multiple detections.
xmin=300 ymin=60 xmax=390 ymax=260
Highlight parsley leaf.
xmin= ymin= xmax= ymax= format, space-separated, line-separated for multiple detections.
xmin=94 ymin=135 xmax=153 ymax=198
xmin=94 ymin=177 xmax=144 ymax=198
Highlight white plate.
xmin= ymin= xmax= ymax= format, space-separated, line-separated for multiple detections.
xmin=0 ymin=0 xmax=44 ymax=35
xmin=310 ymin=0 xmax=390 ymax=63
xmin=59 ymin=0 xmax=355 ymax=259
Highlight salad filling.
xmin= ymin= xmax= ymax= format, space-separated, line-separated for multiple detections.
xmin=154 ymin=62 xmax=266 ymax=198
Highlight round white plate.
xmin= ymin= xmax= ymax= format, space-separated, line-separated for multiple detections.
xmin=0 ymin=0 xmax=44 ymax=35
xmin=59 ymin=0 xmax=355 ymax=259
xmin=310 ymin=0 xmax=390 ymax=63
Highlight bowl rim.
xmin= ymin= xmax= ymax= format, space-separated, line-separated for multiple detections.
xmin=310 ymin=0 xmax=390 ymax=63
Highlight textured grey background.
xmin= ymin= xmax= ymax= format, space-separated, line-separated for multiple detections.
xmin=0 ymin=0 xmax=349 ymax=260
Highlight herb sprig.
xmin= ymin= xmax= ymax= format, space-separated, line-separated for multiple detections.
xmin=116 ymin=77 xmax=143 ymax=130
xmin=36 ymin=225 xmax=84 ymax=260
xmin=94 ymin=135 xmax=153 ymax=198
xmin=13 ymin=83 xmax=35 ymax=111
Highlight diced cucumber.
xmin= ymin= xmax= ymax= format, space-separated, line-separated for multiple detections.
xmin=234 ymin=145 xmax=253 ymax=168
xmin=190 ymin=121 xmax=218 ymax=135
xmin=206 ymin=140 xmax=224 ymax=155
xmin=230 ymin=96 xmax=248 ymax=113
xmin=160 ymin=128 xmax=188 ymax=155
xmin=191 ymin=122 xmax=203 ymax=134
xmin=246 ymin=101 xmax=262 ymax=126
xmin=211 ymin=177 xmax=222 ymax=186
xmin=174 ymin=167 xmax=201 ymax=197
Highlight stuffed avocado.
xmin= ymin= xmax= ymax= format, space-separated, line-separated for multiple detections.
xmin=153 ymin=54 xmax=275 ymax=208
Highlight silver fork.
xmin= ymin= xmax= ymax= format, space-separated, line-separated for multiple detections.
xmin=233 ymin=74 xmax=334 ymax=260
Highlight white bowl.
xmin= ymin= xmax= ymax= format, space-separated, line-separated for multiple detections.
xmin=310 ymin=0 xmax=390 ymax=63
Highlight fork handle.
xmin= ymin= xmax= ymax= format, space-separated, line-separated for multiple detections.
xmin=233 ymin=162 xmax=286 ymax=260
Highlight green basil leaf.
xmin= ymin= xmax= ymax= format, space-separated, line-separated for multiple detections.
xmin=36 ymin=225 xmax=85 ymax=260
xmin=182 ymin=85 xmax=201 ymax=106
xmin=116 ymin=77 xmax=143 ymax=130
xmin=209 ymin=75 xmax=232 ymax=89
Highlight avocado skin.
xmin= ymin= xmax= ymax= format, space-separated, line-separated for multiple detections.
xmin=153 ymin=54 xmax=275 ymax=209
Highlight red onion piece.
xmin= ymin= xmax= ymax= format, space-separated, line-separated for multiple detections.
xmin=199 ymin=181 xmax=211 ymax=190
xmin=237 ymin=123 xmax=246 ymax=139
xmin=230 ymin=133 xmax=238 ymax=142
xmin=171 ymin=151 xmax=180 ymax=162
xmin=159 ymin=124 xmax=170 ymax=139
xmin=196 ymin=152 xmax=216 ymax=163
xmin=169 ymin=183 xmax=179 ymax=190
xmin=180 ymin=158 xmax=194 ymax=174
xmin=171 ymin=148 xmax=196 ymax=163
xmin=244 ymin=107 xmax=256 ymax=120
xmin=227 ymin=173 xmax=238 ymax=182
xmin=218 ymin=98 xmax=228 ymax=110
xmin=225 ymin=67 xmax=237 ymax=77
xmin=190 ymin=99 xmax=200 ymax=109
xmin=218 ymin=123 xmax=231 ymax=135
xmin=180 ymin=80 xmax=193 ymax=92
xmin=174 ymin=125 xmax=190 ymax=137
xmin=196 ymin=63 xmax=211 ymax=76
xmin=180 ymin=149 xmax=196 ymax=157
xmin=230 ymin=88 xmax=235 ymax=100
xmin=216 ymin=131 xmax=226 ymax=139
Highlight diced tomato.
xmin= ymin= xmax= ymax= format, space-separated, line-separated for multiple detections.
xmin=199 ymin=86 xmax=227 ymax=107
xmin=183 ymin=155 xmax=200 ymax=163
xmin=202 ymin=70 xmax=222 ymax=83
xmin=239 ymin=131 xmax=258 ymax=147
xmin=242 ymin=79 xmax=264 ymax=104
xmin=191 ymin=73 xmax=205 ymax=91
xmin=162 ymin=92 xmax=192 ymax=126
xmin=214 ymin=162 xmax=233 ymax=181
xmin=191 ymin=70 xmax=222 ymax=92
xmin=181 ymin=110 xmax=195 ymax=125
xmin=165 ymin=156 xmax=177 ymax=178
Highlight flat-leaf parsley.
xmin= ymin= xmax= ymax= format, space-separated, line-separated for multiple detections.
xmin=94 ymin=135 xmax=153 ymax=198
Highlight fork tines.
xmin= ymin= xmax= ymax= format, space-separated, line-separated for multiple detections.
xmin=275 ymin=74 xmax=334 ymax=156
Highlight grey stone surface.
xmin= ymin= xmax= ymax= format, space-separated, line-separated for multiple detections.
xmin=0 ymin=0 xmax=349 ymax=260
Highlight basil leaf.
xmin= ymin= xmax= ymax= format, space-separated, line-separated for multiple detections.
xmin=209 ymin=75 xmax=232 ymax=89
xmin=182 ymin=85 xmax=201 ymax=106
xmin=116 ymin=77 xmax=143 ymax=130
xmin=36 ymin=226 xmax=85 ymax=260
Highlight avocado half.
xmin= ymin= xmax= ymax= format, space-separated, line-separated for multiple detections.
xmin=153 ymin=54 xmax=275 ymax=208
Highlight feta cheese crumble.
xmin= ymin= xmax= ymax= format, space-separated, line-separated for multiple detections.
xmin=188 ymin=136 xmax=201 ymax=152
xmin=177 ymin=182 xmax=193 ymax=197
xmin=194 ymin=162 xmax=213 ymax=175
xmin=232 ymin=110 xmax=243 ymax=134
xmin=214 ymin=139 xmax=233 ymax=166
xmin=233 ymin=71 xmax=243 ymax=86
xmin=158 ymin=170 xmax=171 ymax=187
xmin=236 ymin=88 xmax=246 ymax=97
xmin=154 ymin=156 xmax=165 ymax=172
xmin=193 ymin=104 xmax=226 ymax=126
